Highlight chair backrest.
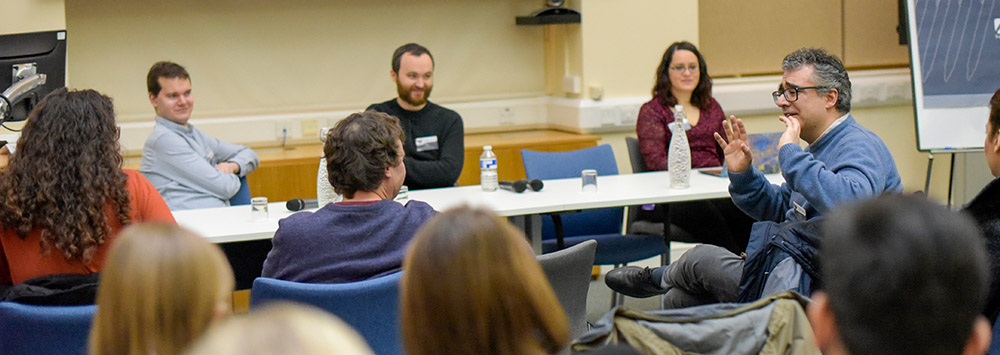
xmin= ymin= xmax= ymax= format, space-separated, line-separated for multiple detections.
xmin=624 ymin=136 xmax=648 ymax=173
xmin=521 ymin=145 xmax=623 ymax=238
xmin=0 ymin=302 xmax=96 ymax=355
xmin=230 ymin=176 xmax=252 ymax=205
xmin=249 ymin=273 xmax=402 ymax=355
xmin=537 ymin=239 xmax=597 ymax=341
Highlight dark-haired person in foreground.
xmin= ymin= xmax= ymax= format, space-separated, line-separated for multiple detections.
xmin=0 ymin=88 xmax=175 ymax=288
xmin=809 ymin=194 xmax=991 ymax=355
xmin=606 ymin=48 xmax=902 ymax=308
xmin=261 ymin=110 xmax=435 ymax=283
xmin=367 ymin=43 xmax=464 ymax=190
xmin=140 ymin=61 xmax=259 ymax=210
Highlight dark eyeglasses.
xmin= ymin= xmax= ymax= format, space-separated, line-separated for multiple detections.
xmin=771 ymin=86 xmax=829 ymax=104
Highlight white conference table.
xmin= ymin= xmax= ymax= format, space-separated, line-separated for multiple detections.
xmin=174 ymin=170 xmax=784 ymax=254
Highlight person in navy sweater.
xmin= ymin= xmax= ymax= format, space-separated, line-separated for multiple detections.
xmin=606 ymin=48 xmax=902 ymax=308
xmin=261 ymin=110 xmax=436 ymax=283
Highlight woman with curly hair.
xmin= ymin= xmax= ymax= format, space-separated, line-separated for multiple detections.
xmin=0 ymin=88 xmax=174 ymax=287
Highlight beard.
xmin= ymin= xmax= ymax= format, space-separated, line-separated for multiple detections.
xmin=396 ymin=82 xmax=432 ymax=108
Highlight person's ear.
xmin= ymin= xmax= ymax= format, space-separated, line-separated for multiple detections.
xmin=962 ymin=316 xmax=991 ymax=355
xmin=807 ymin=292 xmax=839 ymax=352
xmin=990 ymin=131 xmax=1000 ymax=153
xmin=824 ymin=88 xmax=839 ymax=110
xmin=390 ymin=69 xmax=398 ymax=82
xmin=149 ymin=92 xmax=158 ymax=108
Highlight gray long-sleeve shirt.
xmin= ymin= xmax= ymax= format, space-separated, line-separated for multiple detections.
xmin=140 ymin=116 xmax=259 ymax=210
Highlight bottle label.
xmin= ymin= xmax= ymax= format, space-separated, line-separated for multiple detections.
xmin=480 ymin=159 xmax=497 ymax=169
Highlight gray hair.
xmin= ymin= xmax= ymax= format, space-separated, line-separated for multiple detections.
xmin=781 ymin=48 xmax=852 ymax=114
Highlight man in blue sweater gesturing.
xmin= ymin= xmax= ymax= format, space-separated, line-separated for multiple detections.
xmin=606 ymin=48 xmax=902 ymax=308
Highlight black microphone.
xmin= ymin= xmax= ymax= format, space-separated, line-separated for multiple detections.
xmin=527 ymin=179 xmax=543 ymax=192
xmin=286 ymin=198 xmax=319 ymax=211
xmin=499 ymin=180 xmax=529 ymax=193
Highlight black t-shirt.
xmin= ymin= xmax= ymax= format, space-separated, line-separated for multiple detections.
xmin=366 ymin=99 xmax=464 ymax=190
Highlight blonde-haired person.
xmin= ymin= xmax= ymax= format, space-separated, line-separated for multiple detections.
xmin=184 ymin=302 xmax=373 ymax=355
xmin=401 ymin=207 xmax=569 ymax=355
xmin=89 ymin=223 xmax=234 ymax=355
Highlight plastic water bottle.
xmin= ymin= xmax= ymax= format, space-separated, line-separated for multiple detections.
xmin=668 ymin=105 xmax=691 ymax=189
xmin=480 ymin=145 xmax=498 ymax=191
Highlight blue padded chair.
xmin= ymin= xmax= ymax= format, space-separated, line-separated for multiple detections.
xmin=230 ymin=176 xmax=252 ymax=205
xmin=521 ymin=145 xmax=667 ymax=305
xmin=249 ymin=273 xmax=402 ymax=355
xmin=521 ymin=145 xmax=667 ymax=263
xmin=0 ymin=302 xmax=96 ymax=355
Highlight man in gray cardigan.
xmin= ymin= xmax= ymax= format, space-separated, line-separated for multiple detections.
xmin=140 ymin=61 xmax=258 ymax=210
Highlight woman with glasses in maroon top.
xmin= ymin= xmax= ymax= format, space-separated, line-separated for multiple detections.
xmin=633 ymin=41 xmax=753 ymax=254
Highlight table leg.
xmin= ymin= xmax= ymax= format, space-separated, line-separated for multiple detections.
xmin=509 ymin=214 xmax=543 ymax=254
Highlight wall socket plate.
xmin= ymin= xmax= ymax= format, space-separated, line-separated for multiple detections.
xmin=302 ymin=119 xmax=319 ymax=137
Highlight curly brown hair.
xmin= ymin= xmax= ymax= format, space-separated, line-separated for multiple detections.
xmin=323 ymin=110 xmax=404 ymax=199
xmin=0 ymin=88 xmax=131 ymax=263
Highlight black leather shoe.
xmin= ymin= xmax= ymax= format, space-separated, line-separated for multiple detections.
xmin=605 ymin=266 xmax=665 ymax=298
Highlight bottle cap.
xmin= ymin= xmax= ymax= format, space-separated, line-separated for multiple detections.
xmin=484 ymin=145 xmax=492 ymax=150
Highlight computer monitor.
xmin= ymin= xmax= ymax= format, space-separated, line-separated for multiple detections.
xmin=0 ymin=30 xmax=67 ymax=127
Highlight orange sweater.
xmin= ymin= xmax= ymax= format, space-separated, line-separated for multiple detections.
xmin=0 ymin=169 xmax=175 ymax=285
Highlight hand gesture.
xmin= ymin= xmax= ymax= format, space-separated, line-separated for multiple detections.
xmin=713 ymin=115 xmax=753 ymax=173
xmin=777 ymin=115 xmax=801 ymax=148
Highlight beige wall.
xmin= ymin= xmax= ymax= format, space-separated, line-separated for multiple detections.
xmin=545 ymin=0 xmax=697 ymax=100
xmin=580 ymin=0 xmax=697 ymax=99
xmin=65 ymin=0 xmax=545 ymax=122
xmin=10 ymin=0 xmax=961 ymax=202
xmin=0 ymin=0 xmax=65 ymax=34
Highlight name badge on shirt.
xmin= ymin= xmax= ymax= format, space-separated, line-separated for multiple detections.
xmin=415 ymin=135 xmax=439 ymax=152
xmin=793 ymin=201 xmax=807 ymax=218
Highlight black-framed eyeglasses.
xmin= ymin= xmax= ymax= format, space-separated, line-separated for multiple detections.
xmin=771 ymin=86 xmax=829 ymax=104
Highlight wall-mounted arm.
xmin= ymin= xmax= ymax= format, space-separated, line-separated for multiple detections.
xmin=0 ymin=63 xmax=47 ymax=123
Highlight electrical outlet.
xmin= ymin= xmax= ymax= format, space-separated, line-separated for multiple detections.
xmin=620 ymin=105 xmax=640 ymax=125
xmin=499 ymin=107 xmax=515 ymax=125
xmin=600 ymin=107 xmax=620 ymax=126
xmin=302 ymin=119 xmax=319 ymax=137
